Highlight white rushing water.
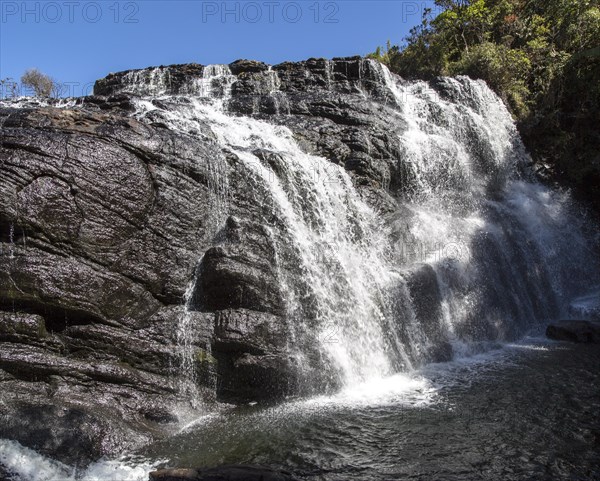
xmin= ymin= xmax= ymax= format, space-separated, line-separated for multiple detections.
xmin=132 ymin=66 xmax=410 ymax=385
xmin=124 ymin=62 xmax=598 ymax=394
xmin=4 ymin=61 xmax=596 ymax=407
xmin=0 ymin=439 xmax=157 ymax=481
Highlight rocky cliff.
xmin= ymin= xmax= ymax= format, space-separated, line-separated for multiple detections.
xmin=0 ymin=57 xmax=418 ymax=463
xmin=1 ymin=56 xmax=597 ymax=466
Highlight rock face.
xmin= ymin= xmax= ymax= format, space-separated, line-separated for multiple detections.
xmin=404 ymin=264 xmax=452 ymax=363
xmin=2 ymin=56 xmax=593 ymax=465
xmin=546 ymin=320 xmax=600 ymax=343
xmin=0 ymin=57 xmax=414 ymax=463
xmin=149 ymin=465 xmax=298 ymax=481
xmin=0 ymin=106 xmax=218 ymax=463
xmin=94 ymin=63 xmax=205 ymax=96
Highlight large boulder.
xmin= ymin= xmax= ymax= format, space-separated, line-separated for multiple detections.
xmin=193 ymin=217 xmax=284 ymax=315
xmin=209 ymin=308 xmax=297 ymax=403
xmin=546 ymin=320 xmax=600 ymax=343
xmin=403 ymin=264 xmax=452 ymax=363
xmin=150 ymin=465 xmax=298 ymax=481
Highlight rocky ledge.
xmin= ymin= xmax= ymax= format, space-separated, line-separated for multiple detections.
xmin=0 ymin=57 xmax=421 ymax=463
xmin=149 ymin=465 xmax=297 ymax=481
xmin=546 ymin=320 xmax=600 ymax=343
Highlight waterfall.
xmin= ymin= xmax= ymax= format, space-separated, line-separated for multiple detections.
xmin=375 ymin=63 xmax=599 ymax=350
xmin=139 ymin=66 xmax=236 ymax=407
xmin=126 ymin=62 xmax=599 ymax=396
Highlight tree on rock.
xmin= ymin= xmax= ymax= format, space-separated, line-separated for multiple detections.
xmin=21 ymin=68 xmax=55 ymax=97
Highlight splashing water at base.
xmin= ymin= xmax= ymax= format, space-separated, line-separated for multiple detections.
xmin=0 ymin=439 xmax=159 ymax=481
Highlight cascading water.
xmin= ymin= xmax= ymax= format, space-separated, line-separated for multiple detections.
xmin=375 ymin=66 xmax=599 ymax=353
xmin=119 ymin=66 xmax=239 ymax=407
xmin=131 ymin=65 xmax=409 ymax=389
xmin=2 ymin=58 xmax=599 ymax=481
xmin=122 ymin=61 xmax=598 ymax=398
xmin=162 ymin=66 xmax=235 ymax=407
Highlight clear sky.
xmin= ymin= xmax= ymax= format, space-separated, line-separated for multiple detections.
xmin=1 ymin=0 xmax=437 ymax=97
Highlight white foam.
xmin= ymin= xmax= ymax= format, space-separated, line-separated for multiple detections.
xmin=0 ymin=439 xmax=161 ymax=481
xmin=301 ymin=373 xmax=436 ymax=409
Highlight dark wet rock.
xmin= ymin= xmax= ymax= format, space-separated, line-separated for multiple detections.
xmin=150 ymin=465 xmax=298 ymax=481
xmin=229 ymin=59 xmax=269 ymax=75
xmin=405 ymin=264 xmax=453 ymax=362
xmin=0 ymin=402 xmax=148 ymax=466
xmin=546 ymin=320 xmax=600 ymax=343
xmin=227 ymin=58 xmax=404 ymax=198
xmin=91 ymin=58 xmax=406 ymax=200
xmin=215 ymin=351 xmax=302 ymax=403
xmin=212 ymin=309 xmax=287 ymax=355
xmin=210 ymin=309 xmax=297 ymax=402
xmin=193 ymin=219 xmax=284 ymax=315
xmin=0 ymin=107 xmax=223 ymax=304
xmin=406 ymin=264 xmax=442 ymax=328
xmin=94 ymin=63 xmax=204 ymax=96
xmin=0 ymin=106 xmax=220 ymax=461
xmin=0 ymin=312 xmax=49 ymax=344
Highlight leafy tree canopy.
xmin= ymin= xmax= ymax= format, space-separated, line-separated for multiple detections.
xmin=369 ymin=0 xmax=600 ymax=213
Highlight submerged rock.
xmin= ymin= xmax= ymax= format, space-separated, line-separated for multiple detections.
xmin=149 ymin=465 xmax=298 ymax=481
xmin=546 ymin=320 xmax=600 ymax=343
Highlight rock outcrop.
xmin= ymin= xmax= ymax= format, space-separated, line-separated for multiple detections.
xmin=0 ymin=57 xmax=415 ymax=463
xmin=546 ymin=320 xmax=600 ymax=343
xmin=149 ymin=465 xmax=298 ymax=481
xmin=2 ymin=55 xmax=593 ymax=466
xmin=0 ymin=106 xmax=218 ymax=463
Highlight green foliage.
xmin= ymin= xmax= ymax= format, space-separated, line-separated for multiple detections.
xmin=195 ymin=348 xmax=217 ymax=365
xmin=369 ymin=0 xmax=600 ymax=212
xmin=370 ymin=0 xmax=600 ymax=117
xmin=449 ymin=41 xmax=531 ymax=116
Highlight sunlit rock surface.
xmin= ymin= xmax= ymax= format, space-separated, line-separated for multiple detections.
xmin=1 ymin=57 xmax=598 ymax=464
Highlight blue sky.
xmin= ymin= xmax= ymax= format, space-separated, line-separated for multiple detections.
xmin=1 ymin=0 xmax=437 ymax=96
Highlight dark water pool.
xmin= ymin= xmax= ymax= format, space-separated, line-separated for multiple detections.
xmin=2 ymin=336 xmax=598 ymax=480
xmin=143 ymin=337 xmax=600 ymax=481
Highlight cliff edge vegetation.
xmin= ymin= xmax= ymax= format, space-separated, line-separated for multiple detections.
xmin=369 ymin=0 xmax=600 ymax=214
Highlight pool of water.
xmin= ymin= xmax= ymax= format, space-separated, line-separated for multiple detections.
xmin=2 ymin=336 xmax=599 ymax=481
xmin=141 ymin=336 xmax=600 ymax=481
